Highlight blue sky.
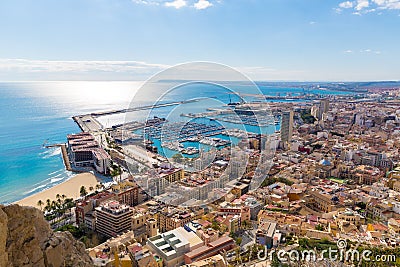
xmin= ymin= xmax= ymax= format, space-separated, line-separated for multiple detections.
xmin=0 ymin=0 xmax=399 ymax=81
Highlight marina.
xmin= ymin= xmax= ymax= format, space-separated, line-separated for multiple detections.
xmin=147 ymin=121 xmax=232 ymax=157
xmin=144 ymin=121 xmax=225 ymax=141
xmin=180 ymin=106 xmax=279 ymax=127
xmin=75 ymin=95 xmax=283 ymax=161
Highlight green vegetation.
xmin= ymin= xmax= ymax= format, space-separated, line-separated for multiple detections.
xmin=229 ymin=232 xmax=242 ymax=246
xmin=37 ymin=199 xmax=44 ymax=211
xmin=106 ymin=136 xmax=121 ymax=150
xmin=40 ymin=195 xmax=75 ymax=223
xmin=57 ymin=224 xmax=107 ymax=248
xmin=172 ymin=153 xmax=183 ymax=163
xmin=40 ymin=195 xmax=75 ymax=229
xmin=329 ymin=177 xmax=347 ymax=184
xmin=300 ymin=109 xmax=316 ymax=124
xmin=79 ymin=186 xmax=87 ymax=197
xmin=298 ymin=238 xmax=338 ymax=251
xmin=271 ymin=253 xmax=290 ymax=267
xmin=261 ymin=176 xmax=294 ymax=187
xmin=211 ymin=221 xmax=220 ymax=231
xmin=55 ymin=224 xmax=85 ymax=239
xmin=239 ymin=244 xmax=265 ymax=263
xmin=110 ymin=163 xmax=122 ymax=177
xmin=285 ymin=235 xmax=296 ymax=245
xmin=356 ymin=202 xmax=367 ymax=209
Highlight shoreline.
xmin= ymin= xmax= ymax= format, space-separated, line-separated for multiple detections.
xmin=15 ymin=172 xmax=99 ymax=208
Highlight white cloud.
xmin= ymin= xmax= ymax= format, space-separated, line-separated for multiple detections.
xmin=344 ymin=49 xmax=381 ymax=54
xmin=164 ymin=0 xmax=187 ymax=9
xmin=0 ymin=59 xmax=170 ymax=80
xmin=372 ymin=0 xmax=400 ymax=9
xmin=361 ymin=49 xmax=382 ymax=54
xmin=132 ymin=0 xmax=160 ymax=5
xmin=336 ymin=0 xmax=400 ymax=14
xmin=355 ymin=0 xmax=369 ymax=10
xmin=339 ymin=1 xmax=354 ymax=8
xmin=0 ymin=58 xmax=309 ymax=81
xmin=194 ymin=0 xmax=213 ymax=10
xmin=133 ymin=0 xmax=216 ymax=10
xmin=309 ymin=21 xmax=316 ymax=25
xmin=0 ymin=59 xmax=169 ymax=72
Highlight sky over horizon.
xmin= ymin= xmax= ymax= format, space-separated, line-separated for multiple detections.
xmin=0 ymin=0 xmax=399 ymax=81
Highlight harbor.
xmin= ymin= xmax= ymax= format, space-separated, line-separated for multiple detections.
xmin=144 ymin=121 xmax=225 ymax=140
xmin=72 ymin=100 xmax=200 ymax=133
xmin=69 ymin=95 xmax=283 ymax=163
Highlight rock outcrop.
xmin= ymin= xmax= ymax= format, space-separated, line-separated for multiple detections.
xmin=0 ymin=204 xmax=93 ymax=267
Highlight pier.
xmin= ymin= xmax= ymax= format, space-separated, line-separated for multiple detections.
xmin=88 ymin=99 xmax=198 ymax=117
xmin=73 ymin=99 xmax=199 ymax=133
xmin=44 ymin=143 xmax=72 ymax=171
xmin=72 ymin=115 xmax=103 ymax=132
xmin=60 ymin=144 xmax=72 ymax=171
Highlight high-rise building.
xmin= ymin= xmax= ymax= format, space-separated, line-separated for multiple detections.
xmin=95 ymin=200 xmax=133 ymax=237
xmin=311 ymin=105 xmax=319 ymax=119
xmin=280 ymin=110 xmax=294 ymax=147
xmin=318 ymin=99 xmax=329 ymax=120
xmin=110 ymin=181 xmax=139 ymax=207
xmin=320 ymin=98 xmax=329 ymax=113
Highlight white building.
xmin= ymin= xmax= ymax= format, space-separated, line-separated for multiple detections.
xmin=147 ymin=227 xmax=203 ymax=267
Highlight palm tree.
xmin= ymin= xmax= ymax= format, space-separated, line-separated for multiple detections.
xmin=37 ymin=200 xmax=44 ymax=211
xmin=46 ymin=199 xmax=51 ymax=212
xmin=60 ymin=194 xmax=67 ymax=210
xmin=80 ymin=186 xmax=87 ymax=197
xmin=51 ymin=200 xmax=56 ymax=210
xmin=56 ymin=197 xmax=63 ymax=217
xmin=95 ymin=183 xmax=102 ymax=191
xmin=64 ymin=198 xmax=74 ymax=216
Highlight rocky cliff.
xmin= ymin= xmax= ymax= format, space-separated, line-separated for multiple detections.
xmin=0 ymin=204 xmax=93 ymax=267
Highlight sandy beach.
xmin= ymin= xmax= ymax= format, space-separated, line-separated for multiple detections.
xmin=15 ymin=172 xmax=99 ymax=208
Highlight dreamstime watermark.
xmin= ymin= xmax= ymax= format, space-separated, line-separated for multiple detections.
xmin=255 ymin=239 xmax=396 ymax=264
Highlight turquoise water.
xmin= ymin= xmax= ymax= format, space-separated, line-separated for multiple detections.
xmin=0 ymin=81 xmax=355 ymax=204
xmin=0 ymin=81 xmax=137 ymax=204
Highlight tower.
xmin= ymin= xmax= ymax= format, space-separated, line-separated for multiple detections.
xmin=146 ymin=218 xmax=158 ymax=238
xmin=280 ymin=110 xmax=294 ymax=149
xmin=318 ymin=98 xmax=329 ymax=120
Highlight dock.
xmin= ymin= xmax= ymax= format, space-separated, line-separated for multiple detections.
xmin=88 ymin=99 xmax=198 ymax=117
xmin=60 ymin=144 xmax=72 ymax=171
xmin=72 ymin=115 xmax=103 ymax=132
xmin=44 ymin=143 xmax=72 ymax=171
xmin=73 ymin=99 xmax=199 ymax=133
